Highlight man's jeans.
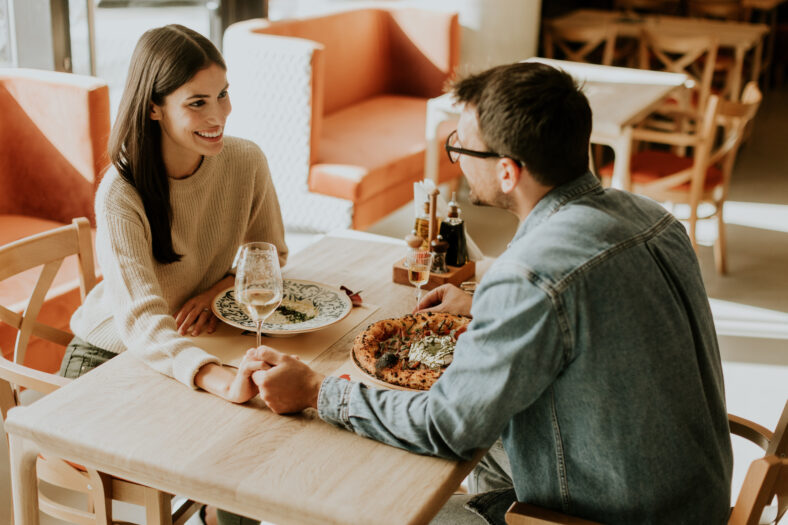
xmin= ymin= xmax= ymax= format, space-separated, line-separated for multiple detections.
xmin=431 ymin=440 xmax=516 ymax=525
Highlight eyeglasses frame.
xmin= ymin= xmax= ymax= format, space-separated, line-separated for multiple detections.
xmin=444 ymin=130 xmax=522 ymax=166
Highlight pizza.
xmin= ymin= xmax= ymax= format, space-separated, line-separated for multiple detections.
xmin=352 ymin=312 xmax=470 ymax=390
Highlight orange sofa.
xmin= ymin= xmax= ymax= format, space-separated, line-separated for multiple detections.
xmin=0 ymin=69 xmax=109 ymax=372
xmin=223 ymin=8 xmax=463 ymax=232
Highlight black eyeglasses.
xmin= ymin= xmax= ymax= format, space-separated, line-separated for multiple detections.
xmin=444 ymin=130 xmax=521 ymax=166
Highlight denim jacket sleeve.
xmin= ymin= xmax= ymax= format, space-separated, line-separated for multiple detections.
xmin=318 ymin=259 xmax=569 ymax=460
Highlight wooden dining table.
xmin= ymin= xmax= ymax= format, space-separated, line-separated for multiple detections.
xmin=424 ymin=58 xmax=690 ymax=191
xmin=6 ymin=231 xmax=486 ymax=525
xmin=549 ymin=9 xmax=769 ymax=101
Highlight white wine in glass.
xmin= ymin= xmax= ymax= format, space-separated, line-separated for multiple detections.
xmin=235 ymin=242 xmax=283 ymax=347
xmin=406 ymin=250 xmax=433 ymax=308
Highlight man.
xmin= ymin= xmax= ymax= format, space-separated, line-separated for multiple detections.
xmin=249 ymin=62 xmax=733 ymax=524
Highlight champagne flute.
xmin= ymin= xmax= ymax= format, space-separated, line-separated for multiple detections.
xmin=234 ymin=242 xmax=283 ymax=347
xmin=406 ymin=250 xmax=433 ymax=309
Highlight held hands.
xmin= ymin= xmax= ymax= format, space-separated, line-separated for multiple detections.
xmin=414 ymin=284 xmax=472 ymax=317
xmin=245 ymin=347 xmax=325 ymax=414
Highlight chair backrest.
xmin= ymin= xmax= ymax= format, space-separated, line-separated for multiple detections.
xmin=0 ymin=217 xmax=95 ymax=368
xmin=543 ymin=23 xmax=617 ymax=66
xmin=0 ymin=69 xmax=110 ymax=225
xmin=0 ymin=219 xmax=107 ymax=523
xmin=708 ymin=82 xmax=762 ymax=197
xmin=639 ymin=29 xmax=718 ymax=116
xmin=251 ymin=8 xmax=459 ymax=116
xmin=688 ymin=0 xmax=743 ymax=21
xmin=614 ymin=0 xmax=682 ymax=15
xmin=729 ymin=400 xmax=788 ymax=525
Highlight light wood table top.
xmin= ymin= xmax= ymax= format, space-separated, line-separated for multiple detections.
xmin=6 ymin=231 xmax=485 ymax=525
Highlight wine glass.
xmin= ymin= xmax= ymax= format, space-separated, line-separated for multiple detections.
xmin=234 ymin=242 xmax=283 ymax=347
xmin=406 ymin=250 xmax=433 ymax=309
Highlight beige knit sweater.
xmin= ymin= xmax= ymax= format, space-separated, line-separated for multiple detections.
xmin=70 ymin=137 xmax=288 ymax=387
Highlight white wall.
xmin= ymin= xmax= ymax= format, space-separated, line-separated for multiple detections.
xmin=268 ymin=0 xmax=542 ymax=72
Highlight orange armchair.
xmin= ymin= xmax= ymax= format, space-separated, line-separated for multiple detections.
xmin=0 ymin=68 xmax=109 ymax=373
xmin=223 ymin=8 xmax=463 ymax=231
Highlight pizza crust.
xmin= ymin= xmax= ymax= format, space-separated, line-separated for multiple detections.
xmin=352 ymin=312 xmax=470 ymax=390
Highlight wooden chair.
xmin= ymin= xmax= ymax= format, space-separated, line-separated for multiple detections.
xmin=599 ymin=83 xmax=762 ymax=274
xmin=613 ymin=0 xmax=682 ymax=15
xmin=639 ymin=28 xmax=719 ymax=119
xmin=688 ymin=0 xmax=744 ymax=21
xmin=0 ymin=218 xmax=199 ymax=525
xmin=543 ymin=23 xmax=618 ymax=66
xmin=505 ymin=400 xmax=788 ymax=525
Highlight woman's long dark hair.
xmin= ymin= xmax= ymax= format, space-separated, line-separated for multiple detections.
xmin=108 ymin=24 xmax=226 ymax=264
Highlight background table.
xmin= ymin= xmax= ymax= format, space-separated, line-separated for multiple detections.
xmin=550 ymin=9 xmax=768 ymax=101
xmin=424 ymin=58 xmax=689 ymax=191
xmin=6 ymin=231 xmax=485 ymax=525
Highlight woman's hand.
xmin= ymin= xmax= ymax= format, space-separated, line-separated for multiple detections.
xmin=175 ymin=275 xmax=234 ymax=336
xmin=175 ymin=290 xmax=217 ymax=336
xmin=194 ymin=349 xmax=272 ymax=404
xmin=225 ymin=349 xmax=273 ymax=403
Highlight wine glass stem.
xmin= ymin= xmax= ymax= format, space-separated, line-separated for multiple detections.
xmin=416 ymin=285 xmax=422 ymax=307
xmin=256 ymin=320 xmax=262 ymax=347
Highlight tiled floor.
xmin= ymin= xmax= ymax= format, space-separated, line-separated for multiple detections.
xmin=1 ymin=3 xmax=787 ymax=524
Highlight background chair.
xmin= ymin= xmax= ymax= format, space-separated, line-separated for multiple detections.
xmin=688 ymin=0 xmax=744 ymax=21
xmin=222 ymin=7 xmax=463 ymax=232
xmin=505 ymin=400 xmax=788 ymax=525
xmin=542 ymin=23 xmax=618 ymax=66
xmin=638 ymin=28 xmax=719 ymax=120
xmin=599 ymin=83 xmax=763 ymax=274
xmin=0 ymin=218 xmax=198 ymax=525
xmin=613 ymin=0 xmax=682 ymax=15
xmin=0 ymin=68 xmax=110 ymax=374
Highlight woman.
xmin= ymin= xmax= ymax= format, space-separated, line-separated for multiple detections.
xmin=62 ymin=24 xmax=288 ymax=405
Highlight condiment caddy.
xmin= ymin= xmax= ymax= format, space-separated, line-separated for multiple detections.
xmin=393 ymin=188 xmax=475 ymax=290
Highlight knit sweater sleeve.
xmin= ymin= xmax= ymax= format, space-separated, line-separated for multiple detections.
xmin=245 ymin=144 xmax=288 ymax=267
xmin=96 ymin=191 xmax=220 ymax=388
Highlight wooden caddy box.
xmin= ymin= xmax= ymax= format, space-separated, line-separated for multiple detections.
xmin=392 ymin=259 xmax=475 ymax=291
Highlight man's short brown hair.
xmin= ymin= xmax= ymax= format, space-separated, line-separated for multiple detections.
xmin=450 ymin=62 xmax=592 ymax=187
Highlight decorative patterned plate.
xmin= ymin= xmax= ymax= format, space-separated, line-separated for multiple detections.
xmin=212 ymin=279 xmax=352 ymax=336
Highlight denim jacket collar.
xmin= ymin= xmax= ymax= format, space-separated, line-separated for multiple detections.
xmin=512 ymin=171 xmax=602 ymax=244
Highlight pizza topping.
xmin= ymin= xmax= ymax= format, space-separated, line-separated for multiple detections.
xmin=352 ymin=312 xmax=470 ymax=390
xmin=375 ymin=352 xmax=399 ymax=372
xmin=408 ymin=335 xmax=456 ymax=370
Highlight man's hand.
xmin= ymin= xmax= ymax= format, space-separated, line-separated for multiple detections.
xmin=249 ymin=348 xmax=325 ymax=414
xmin=415 ymin=284 xmax=473 ymax=317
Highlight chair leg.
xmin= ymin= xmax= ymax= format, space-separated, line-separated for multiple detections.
xmin=688 ymin=213 xmax=699 ymax=253
xmin=714 ymin=206 xmax=727 ymax=274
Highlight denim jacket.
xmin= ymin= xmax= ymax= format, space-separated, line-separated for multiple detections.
xmin=319 ymin=172 xmax=732 ymax=524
